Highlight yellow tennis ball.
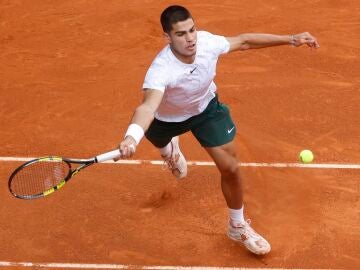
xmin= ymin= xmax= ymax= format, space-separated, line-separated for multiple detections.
xmin=299 ymin=149 xmax=314 ymax=163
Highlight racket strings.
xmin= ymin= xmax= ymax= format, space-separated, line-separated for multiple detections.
xmin=10 ymin=160 xmax=70 ymax=197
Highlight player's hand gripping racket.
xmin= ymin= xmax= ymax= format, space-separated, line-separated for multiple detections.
xmin=8 ymin=149 xmax=121 ymax=200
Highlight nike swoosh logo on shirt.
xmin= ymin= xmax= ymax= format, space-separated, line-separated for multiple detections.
xmin=227 ymin=126 xmax=235 ymax=134
xmin=190 ymin=66 xmax=197 ymax=74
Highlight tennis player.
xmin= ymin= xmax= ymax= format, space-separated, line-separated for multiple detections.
xmin=117 ymin=5 xmax=319 ymax=255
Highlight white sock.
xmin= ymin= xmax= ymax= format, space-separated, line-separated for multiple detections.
xmin=159 ymin=142 xmax=172 ymax=157
xmin=229 ymin=206 xmax=245 ymax=226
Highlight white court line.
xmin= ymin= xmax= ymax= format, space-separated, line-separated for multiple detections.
xmin=0 ymin=261 xmax=337 ymax=270
xmin=1 ymin=156 xmax=360 ymax=169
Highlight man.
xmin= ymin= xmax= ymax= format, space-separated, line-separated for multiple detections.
xmin=117 ymin=5 xmax=319 ymax=255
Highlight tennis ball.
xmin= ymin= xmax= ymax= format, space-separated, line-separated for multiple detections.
xmin=299 ymin=149 xmax=314 ymax=163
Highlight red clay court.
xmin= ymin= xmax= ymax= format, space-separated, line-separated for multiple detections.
xmin=0 ymin=0 xmax=359 ymax=269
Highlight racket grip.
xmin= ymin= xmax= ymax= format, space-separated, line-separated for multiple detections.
xmin=96 ymin=149 xmax=121 ymax=163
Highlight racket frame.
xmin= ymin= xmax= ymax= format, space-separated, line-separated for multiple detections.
xmin=8 ymin=149 xmax=121 ymax=200
xmin=9 ymin=156 xmax=95 ymax=199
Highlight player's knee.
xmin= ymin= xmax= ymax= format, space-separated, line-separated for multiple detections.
xmin=218 ymin=157 xmax=239 ymax=177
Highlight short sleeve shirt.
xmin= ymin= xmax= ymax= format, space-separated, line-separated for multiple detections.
xmin=143 ymin=31 xmax=230 ymax=122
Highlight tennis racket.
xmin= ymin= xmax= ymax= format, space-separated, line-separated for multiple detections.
xmin=8 ymin=149 xmax=122 ymax=200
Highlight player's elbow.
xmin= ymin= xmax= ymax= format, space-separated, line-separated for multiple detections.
xmin=228 ymin=35 xmax=251 ymax=52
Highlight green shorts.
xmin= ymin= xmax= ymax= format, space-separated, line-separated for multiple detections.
xmin=145 ymin=95 xmax=236 ymax=148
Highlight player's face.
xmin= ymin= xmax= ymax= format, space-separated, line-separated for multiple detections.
xmin=166 ymin=18 xmax=197 ymax=63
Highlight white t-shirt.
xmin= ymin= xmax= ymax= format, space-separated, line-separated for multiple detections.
xmin=143 ymin=31 xmax=230 ymax=122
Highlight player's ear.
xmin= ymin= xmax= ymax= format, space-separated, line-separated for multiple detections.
xmin=163 ymin=32 xmax=171 ymax=44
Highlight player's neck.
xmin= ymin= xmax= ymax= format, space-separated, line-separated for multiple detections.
xmin=170 ymin=46 xmax=195 ymax=64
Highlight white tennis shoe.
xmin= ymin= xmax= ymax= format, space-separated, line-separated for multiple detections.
xmin=227 ymin=219 xmax=271 ymax=255
xmin=162 ymin=136 xmax=187 ymax=179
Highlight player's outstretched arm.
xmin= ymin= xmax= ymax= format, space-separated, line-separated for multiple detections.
xmin=116 ymin=89 xmax=164 ymax=159
xmin=226 ymin=32 xmax=319 ymax=52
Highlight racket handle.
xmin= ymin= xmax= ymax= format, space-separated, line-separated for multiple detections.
xmin=96 ymin=149 xmax=121 ymax=163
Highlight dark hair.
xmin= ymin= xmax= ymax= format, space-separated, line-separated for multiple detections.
xmin=160 ymin=5 xmax=192 ymax=33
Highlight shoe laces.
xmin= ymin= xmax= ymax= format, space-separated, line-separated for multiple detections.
xmin=240 ymin=219 xmax=261 ymax=240
xmin=162 ymin=154 xmax=180 ymax=171
xmin=232 ymin=219 xmax=259 ymax=239
xmin=161 ymin=140 xmax=179 ymax=171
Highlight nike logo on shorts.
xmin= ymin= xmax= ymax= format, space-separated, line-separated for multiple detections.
xmin=227 ymin=126 xmax=235 ymax=134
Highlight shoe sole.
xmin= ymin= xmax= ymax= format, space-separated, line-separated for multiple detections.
xmin=227 ymin=232 xmax=271 ymax=255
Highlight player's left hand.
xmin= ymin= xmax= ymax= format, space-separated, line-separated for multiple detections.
xmin=292 ymin=32 xmax=320 ymax=48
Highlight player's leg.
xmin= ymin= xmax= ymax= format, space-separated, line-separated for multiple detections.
xmin=205 ymin=143 xmax=270 ymax=255
xmin=191 ymin=95 xmax=271 ymax=255
xmin=190 ymin=96 xmax=243 ymax=212
xmin=145 ymin=119 xmax=188 ymax=179
xmin=204 ymin=141 xmax=243 ymax=209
